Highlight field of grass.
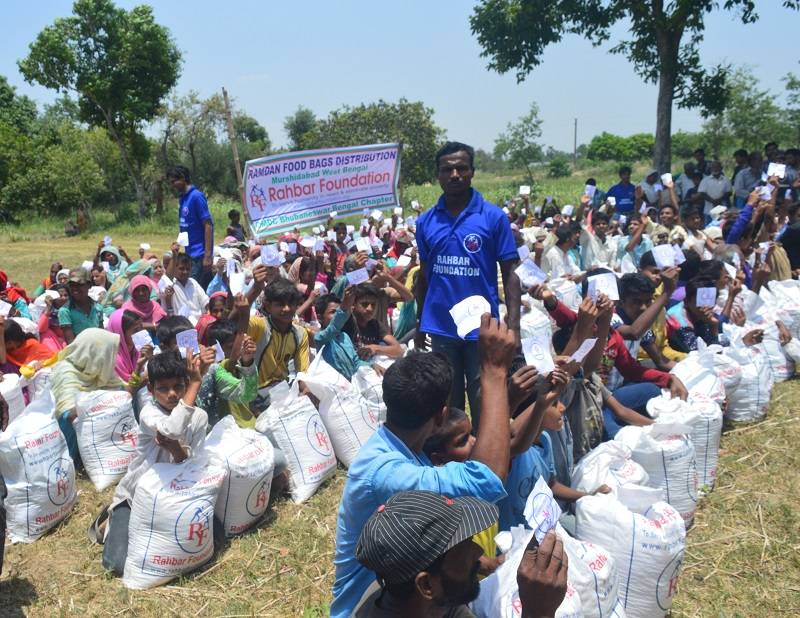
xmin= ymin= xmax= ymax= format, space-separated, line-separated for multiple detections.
xmin=2 ymin=164 xmax=797 ymax=616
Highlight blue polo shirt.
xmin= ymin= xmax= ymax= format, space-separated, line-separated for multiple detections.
xmin=606 ymin=182 xmax=636 ymax=214
xmin=330 ymin=424 xmax=506 ymax=618
xmin=179 ymin=186 xmax=214 ymax=258
xmin=416 ymin=189 xmax=517 ymax=340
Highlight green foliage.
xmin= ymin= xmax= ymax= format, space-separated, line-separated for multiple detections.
xmin=548 ymin=156 xmax=571 ymax=178
xmin=302 ymin=98 xmax=445 ymax=185
xmin=284 ymin=106 xmax=316 ymax=151
xmin=493 ymin=102 xmax=544 ymax=181
xmin=671 ymin=130 xmax=704 ymax=159
xmin=586 ymin=132 xmax=653 ymax=161
xmin=785 ymin=65 xmax=800 ymax=144
xmin=19 ymin=0 xmax=182 ymax=214
xmin=0 ymin=76 xmax=37 ymax=134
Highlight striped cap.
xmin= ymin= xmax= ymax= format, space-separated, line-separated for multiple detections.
xmin=355 ymin=491 xmax=498 ymax=584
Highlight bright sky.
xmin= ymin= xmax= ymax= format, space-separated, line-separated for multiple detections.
xmin=1 ymin=1 xmax=797 ymax=152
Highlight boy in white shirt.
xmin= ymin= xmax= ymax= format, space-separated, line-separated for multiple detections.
xmin=163 ymin=253 xmax=209 ymax=324
xmin=90 ymin=348 xmax=213 ymax=576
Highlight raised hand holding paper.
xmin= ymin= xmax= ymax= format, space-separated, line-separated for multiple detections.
xmin=723 ymin=262 xmax=737 ymax=279
xmin=449 ymin=295 xmax=490 ymax=339
xmin=355 ymin=237 xmax=371 ymax=253
xmin=661 ymin=173 xmax=673 ymax=185
xmin=131 ymin=330 xmax=153 ymax=351
xmin=396 ymin=255 xmax=412 ymax=268
xmin=175 ymin=329 xmax=200 ymax=357
xmin=81 ymin=260 xmax=94 ymax=272
xmin=213 ymin=341 xmax=225 ymax=362
xmin=139 ymin=242 xmax=151 ymax=251
xmin=228 ymin=272 xmax=245 ymax=296
xmin=570 ymin=338 xmax=598 ymax=363
xmin=523 ymin=476 xmax=562 ymax=543
xmin=346 ymin=268 xmax=369 ymax=286
xmin=652 ymin=244 xmax=676 ymax=269
xmin=261 ymin=244 xmax=282 ymax=267
xmin=157 ymin=274 xmax=172 ymax=293
xmin=584 ymin=184 xmax=596 ymax=198
xmin=176 ymin=232 xmax=189 ymax=247
xmin=767 ymin=162 xmax=786 ymax=179
xmin=517 ymin=244 xmax=530 ymax=261
xmin=393 ymin=206 xmax=402 ymax=216
xmin=562 ymin=204 xmax=574 ymax=216
xmin=515 ymin=259 xmax=547 ymax=288
xmin=103 ymin=235 xmax=112 ymax=246
xmin=607 ymin=196 xmax=616 ymax=206
xmin=519 ymin=185 xmax=531 ymax=196
xmin=695 ymin=287 xmax=717 ymax=307
xmin=586 ymin=273 xmax=619 ymax=301
xmin=522 ymin=335 xmax=555 ymax=374
xmin=672 ymin=244 xmax=686 ymax=265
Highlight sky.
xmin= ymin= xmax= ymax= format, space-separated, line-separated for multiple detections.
xmin=1 ymin=1 xmax=797 ymax=153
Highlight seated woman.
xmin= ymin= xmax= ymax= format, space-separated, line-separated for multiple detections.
xmin=121 ymin=275 xmax=166 ymax=331
xmin=37 ymin=284 xmax=70 ymax=352
xmin=0 ymin=316 xmax=58 ymax=380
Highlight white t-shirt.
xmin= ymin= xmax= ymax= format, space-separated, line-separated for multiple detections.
xmin=542 ymin=245 xmax=581 ymax=279
xmin=163 ymin=277 xmax=209 ymax=324
xmin=697 ymin=175 xmax=732 ymax=215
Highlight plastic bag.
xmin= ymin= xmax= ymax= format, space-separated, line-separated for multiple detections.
xmin=572 ymin=441 xmax=649 ymax=494
xmin=669 ymin=341 xmax=725 ymax=404
xmin=0 ymin=373 xmax=26 ymax=423
xmin=721 ymin=343 xmax=773 ymax=422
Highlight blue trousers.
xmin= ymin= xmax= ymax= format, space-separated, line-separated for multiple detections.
xmin=191 ymin=255 xmax=213 ymax=288
xmin=603 ymin=382 xmax=661 ymax=439
xmin=430 ymin=335 xmax=482 ymax=430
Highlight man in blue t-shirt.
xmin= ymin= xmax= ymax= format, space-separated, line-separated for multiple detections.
xmin=605 ymin=165 xmax=636 ymax=215
xmin=168 ymin=165 xmax=214 ymax=287
xmin=414 ymin=142 xmax=521 ymax=428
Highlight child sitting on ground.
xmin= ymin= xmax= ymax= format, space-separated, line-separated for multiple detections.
xmin=90 ymin=349 xmax=211 ymax=576
xmin=314 ymin=287 xmax=384 ymax=380
xmin=155 ymin=315 xmax=195 ymax=351
xmin=349 ymin=282 xmax=403 ymax=360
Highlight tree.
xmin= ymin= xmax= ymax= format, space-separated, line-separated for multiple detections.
xmin=493 ymin=102 xmax=543 ymax=183
xmin=785 ymin=64 xmax=800 ymax=144
xmin=470 ymin=1 xmax=800 ymax=173
xmin=284 ymin=106 xmax=316 ymax=151
xmin=0 ymin=76 xmax=37 ymax=134
xmin=303 ymin=98 xmax=445 ymax=185
xmin=19 ymin=0 xmax=181 ymax=216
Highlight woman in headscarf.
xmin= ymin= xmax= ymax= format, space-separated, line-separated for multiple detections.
xmin=0 ymin=271 xmax=31 ymax=319
xmin=106 ymin=309 xmax=144 ymax=382
xmin=33 ymin=262 xmax=63 ymax=297
xmin=96 ymin=245 xmax=129 ymax=283
xmin=100 ymin=260 xmax=154 ymax=316
xmin=121 ymin=275 xmax=166 ymax=329
xmin=50 ymin=328 xmax=126 ymax=462
xmin=196 ymin=291 xmax=228 ymax=345
xmin=0 ymin=316 xmax=58 ymax=373
xmin=288 ymin=256 xmax=325 ymax=322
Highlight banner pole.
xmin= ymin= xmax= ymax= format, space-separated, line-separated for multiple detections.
xmin=221 ymin=87 xmax=247 ymax=220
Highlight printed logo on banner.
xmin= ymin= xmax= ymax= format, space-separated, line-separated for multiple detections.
xmin=463 ymin=233 xmax=483 ymax=254
xmin=656 ymin=553 xmax=683 ymax=610
xmin=306 ymin=414 xmax=332 ymax=457
xmin=174 ymin=498 xmax=214 ymax=553
xmin=250 ymin=184 xmax=267 ymax=211
xmin=246 ymin=474 xmax=272 ymax=517
xmin=47 ymin=458 xmax=73 ymax=506
xmin=111 ymin=417 xmax=138 ymax=452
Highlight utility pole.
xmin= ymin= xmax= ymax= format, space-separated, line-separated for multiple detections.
xmin=222 ymin=87 xmax=246 ymax=211
xmin=573 ymin=117 xmax=577 ymax=167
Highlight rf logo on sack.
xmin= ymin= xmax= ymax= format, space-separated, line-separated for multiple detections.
xmin=175 ymin=499 xmax=214 ymax=553
xmin=47 ymin=457 xmax=73 ymax=506
xmin=246 ymin=475 xmax=272 ymax=517
xmin=306 ymin=414 xmax=332 ymax=457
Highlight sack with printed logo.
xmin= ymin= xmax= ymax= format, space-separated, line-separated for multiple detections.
xmin=669 ymin=341 xmax=725 ymax=405
xmin=74 ymin=390 xmax=139 ymax=490
xmin=575 ymin=494 xmax=685 ymax=618
xmin=0 ymin=373 xmax=26 ymax=424
xmin=0 ymin=391 xmax=76 ymax=543
xmin=299 ymin=358 xmax=380 ymax=467
xmin=720 ymin=339 xmax=773 ymax=423
xmin=256 ymin=382 xmax=337 ymax=503
xmin=122 ymin=457 xmax=227 ymax=589
xmin=614 ymin=425 xmax=698 ymax=527
xmin=205 ymin=416 xmax=275 ymax=537
xmin=572 ymin=441 xmax=649 ymax=494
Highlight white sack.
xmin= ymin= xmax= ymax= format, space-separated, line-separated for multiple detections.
xmin=572 ymin=441 xmax=649 ymax=494
xmin=0 ymin=391 xmax=76 ymax=542
xmin=205 ymin=416 xmax=275 ymax=537
xmin=721 ymin=343 xmax=773 ymax=422
xmin=669 ymin=341 xmax=725 ymax=404
xmin=0 ymin=373 xmax=26 ymax=423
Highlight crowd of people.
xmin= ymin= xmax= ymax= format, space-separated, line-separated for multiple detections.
xmin=0 ymin=138 xmax=798 ymax=616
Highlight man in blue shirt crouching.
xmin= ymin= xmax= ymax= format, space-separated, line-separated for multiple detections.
xmin=330 ymin=315 xmax=517 ymax=618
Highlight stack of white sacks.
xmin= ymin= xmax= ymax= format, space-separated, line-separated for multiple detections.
xmin=0 ymin=353 xmax=384 ymax=589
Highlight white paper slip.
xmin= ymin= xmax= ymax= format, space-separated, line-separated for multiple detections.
xmin=81 ymin=260 xmax=95 ymax=272
xmin=327 ymin=230 xmax=336 ymax=241
xmin=131 ymin=330 xmax=153 ymax=351
xmin=360 ymin=218 xmax=369 ymax=229
xmin=225 ymin=257 xmax=237 ymax=277
xmin=724 ymin=262 xmax=737 ymax=279
xmin=759 ymin=184 xmax=774 ymax=200
xmin=261 ymin=244 xmax=282 ymax=267
xmin=519 ymin=185 xmax=531 ymax=196
xmin=759 ymin=241 xmax=771 ymax=253
xmin=640 ymin=203 xmax=649 ymax=214
xmin=175 ymin=329 xmax=200 ymax=357
xmin=449 ymin=295 xmax=491 ymax=339
xmin=545 ymin=196 xmax=553 ymax=204
xmin=0 ymin=300 xmax=12 ymax=316
xmin=346 ymin=225 xmax=355 ymax=234
xmin=586 ymin=273 xmax=619 ymax=301
xmin=523 ymin=476 xmax=562 ymax=544
xmin=365 ymin=259 xmax=378 ymax=271
xmin=228 ymin=271 xmax=245 ymax=296
xmin=661 ymin=173 xmax=673 ymax=185
xmin=287 ymin=242 xmax=298 ymax=254
xmin=213 ymin=341 xmax=225 ymax=362
xmin=561 ymin=204 xmax=574 ymax=216
xmin=654 ymin=183 xmax=663 ymax=192
xmin=356 ymin=237 xmax=371 ymax=253
xmin=731 ymin=252 xmax=741 ymax=267
xmin=247 ymin=239 xmax=255 ymax=247
xmin=672 ymin=244 xmax=686 ymax=265
xmin=176 ymin=232 xmax=189 ymax=247
xmin=534 ymin=205 xmax=542 ymax=215
xmin=157 ymin=274 xmax=172 ymax=293
xmin=314 ymin=238 xmax=326 ymax=252
xmin=767 ymin=162 xmax=786 ymax=179
xmin=517 ymin=244 xmax=530 ymax=261
xmin=371 ymin=210 xmax=384 ymax=221
xmin=103 ymin=235 xmax=112 ymax=246
xmin=346 ymin=268 xmax=369 ymax=286
xmin=515 ymin=259 xmax=547 ymax=288
xmin=522 ymin=335 xmax=556 ymax=374
xmin=607 ymin=196 xmax=616 ymax=206
xmin=695 ymin=287 xmax=717 ymax=308
xmin=502 ymin=207 xmax=510 ymax=215
xmin=652 ymin=244 xmax=676 ymax=269
xmin=396 ymin=255 xmax=412 ymax=268
xmin=584 ymin=184 xmax=596 ymax=198
xmin=393 ymin=206 xmax=403 ymax=215
xmin=411 ymin=200 xmax=420 ymax=210
xmin=520 ymin=208 xmax=526 ymax=216
xmin=619 ymin=215 xmax=627 ymax=226
xmin=330 ymin=210 xmax=338 ymax=218
xmin=279 ymin=241 xmax=289 ymax=253
xmin=312 ymin=226 xmax=321 ymax=235
xmin=570 ymin=338 xmax=598 ymax=363
xmin=101 ymin=261 xmax=110 ymax=273
xmin=140 ymin=242 xmax=151 ymax=251
xmin=300 ymin=235 xmax=315 ymax=248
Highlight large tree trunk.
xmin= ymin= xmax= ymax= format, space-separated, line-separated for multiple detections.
xmin=102 ymin=113 xmax=148 ymax=217
xmin=653 ymin=64 xmax=676 ymax=174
